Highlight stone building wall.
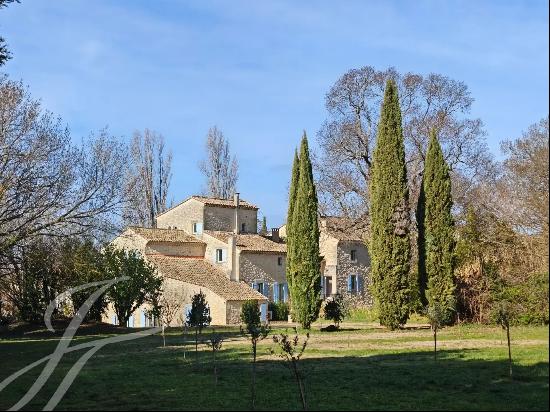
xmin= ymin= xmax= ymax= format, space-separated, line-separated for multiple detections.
xmin=335 ymin=241 xmax=373 ymax=307
xmin=202 ymin=232 xmax=232 ymax=278
xmin=239 ymin=252 xmax=287 ymax=301
xmin=156 ymin=198 xmax=204 ymax=232
xmin=203 ymin=205 xmax=258 ymax=233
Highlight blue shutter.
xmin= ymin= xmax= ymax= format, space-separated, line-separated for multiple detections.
xmin=283 ymin=283 xmax=288 ymax=302
xmin=260 ymin=303 xmax=267 ymax=322
xmin=273 ymin=282 xmax=279 ymax=302
xmin=357 ymin=275 xmax=362 ymax=293
xmin=111 ymin=315 xmax=117 ymax=325
xmin=347 ymin=275 xmax=352 ymax=292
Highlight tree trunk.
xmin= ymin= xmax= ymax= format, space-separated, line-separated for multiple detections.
xmin=506 ymin=325 xmax=513 ymax=379
xmin=251 ymin=341 xmax=257 ymax=410
xmin=293 ymin=362 xmax=307 ymax=411
xmin=213 ymin=349 xmax=218 ymax=385
xmin=195 ymin=328 xmax=199 ymax=361
xmin=162 ymin=325 xmax=166 ymax=347
xmin=433 ymin=328 xmax=437 ymax=361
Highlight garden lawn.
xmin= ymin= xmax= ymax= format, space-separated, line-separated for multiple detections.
xmin=0 ymin=321 xmax=548 ymax=411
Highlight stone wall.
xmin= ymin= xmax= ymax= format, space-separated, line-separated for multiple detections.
xmin=335 ymin=241 xmax=373 ymax=307
xmin=239 ymin=252 xmax=287 ymax=301
xmin=204 ymin=205 xmax=257 ymax=233
xmin=156 ymin=198 xmax=204 ymax=232
xmin=202 ymin=232 xmax=232 ymax=278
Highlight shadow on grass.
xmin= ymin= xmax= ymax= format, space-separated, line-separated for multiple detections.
xmin=0 ymin=329 xmax=547 ymax=411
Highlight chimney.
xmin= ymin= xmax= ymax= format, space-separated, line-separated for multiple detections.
xmin=233 ymin=192 xmax=240 ymax=234
xmin=271 ymin=227 xmax=280 ymax=243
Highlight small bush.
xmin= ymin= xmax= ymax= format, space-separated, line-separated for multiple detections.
xmin=269 ymin=301 xmax=289 ymax=321
xmin=323 ymin=295 xmax=349 ymax=327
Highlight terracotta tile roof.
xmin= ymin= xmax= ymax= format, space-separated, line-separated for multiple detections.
xmin=204 ymin=231 xmax=287 ymax=254
xmin=320 ymin=216 xmax=369 ymax=242
xmin=129 ymin=227 xmax=205 ymax=244
xmin=157 ymin=196 xmax=258 ymax=217
xmin=191 ymin=196 xmax=258 ymax=210
xmin=147 ymin=256 xmax=266 ymax=301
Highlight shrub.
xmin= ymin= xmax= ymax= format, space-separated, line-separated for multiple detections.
xmin=492 ymin=272 xmax=549 ymax=326
xmin=269 ymin=301 xmax=289 ymax=321
xmin=323 ymin=295 xmax=349 ymax=328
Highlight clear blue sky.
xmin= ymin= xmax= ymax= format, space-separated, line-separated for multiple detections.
xmin=1 ymin=1 xmax=548 ymax=226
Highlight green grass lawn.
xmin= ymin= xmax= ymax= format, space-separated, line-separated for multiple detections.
xmin=0 ymin=321 xmax=548 ymax=411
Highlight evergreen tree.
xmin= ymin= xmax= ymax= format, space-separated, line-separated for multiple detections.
xmin=286 ymin=149 xmax=300 ymax=294
xmin=369 ymin=79 xmax=411 ymax=330
xmin=187 ymin=291 xmax=212 ymax=356
xmin=260 ymin=216 xmax=268 ymax=235
xmin=416 ymin=182 xmax=428 ymax=306
xmin=290 ymin=133 xmax=322 ymax=329
xmin=421 ymin=130 xmax=456 ymax=324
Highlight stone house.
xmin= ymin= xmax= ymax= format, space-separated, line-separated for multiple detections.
xmin=156 ymin=194 xmax=289 ymax=305
xmin=103 ymin=194 xmax=286 ymax=327
xmin=279 ymin=216 xmax=371 ymax=307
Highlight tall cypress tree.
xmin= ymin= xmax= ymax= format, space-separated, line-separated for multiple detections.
xmin=286 ymin=149 xmax=300 ymax=294
xmin=291 ymin=133 xmax=321 ymax=329
xmin=416 ymin=182 xmax=428 ymax=307
xmin=369 ymin=79 xmax=411 ymax=330
xmin=420 ymin=130 xmax=456 ymax=324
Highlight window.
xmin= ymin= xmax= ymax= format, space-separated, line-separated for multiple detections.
xmin=253 ymin=281 xmax=267 ymax=296
xmin=258 ymin=282 xmax=266 ymax=296
xmin=278 ymin=283 xmax=286 ymax=302
xmin=192 ymin=222 xmax=203 ymax=235
xmin=347 ymin=274 xmax=358 ymax=293
xmin=350 ymin=250 xmax=357 ymax=262
xmin=216 ymin=248 xmax=227 ymax=263
xmin=241 ymin=222 xmax=246 ymax=233
xmin=277 ymin=256 xmax=283 ymax=266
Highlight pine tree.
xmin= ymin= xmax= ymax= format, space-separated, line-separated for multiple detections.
xmin=421 ymin=130 xmax=456 ymax=324
xmin=369 ymin=79 xmax=411 ymax=330
xmin=286 ymin=149 xmax=300 ymax=294
xmin=290 ymin=133 xmax=321 ymax=329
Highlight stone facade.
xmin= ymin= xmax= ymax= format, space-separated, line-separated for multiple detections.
xmin=104 ymin=223 xmax=268 ymax=326
xmin=239 ymin=252 xmax=287 ymax=300
xmin=156 ymin=195 xmax=258 ymax=234
xmin=334 ymin=241 xmax=372 ymax=306
xmin=156 ymin=198 xmax=204 ymax=232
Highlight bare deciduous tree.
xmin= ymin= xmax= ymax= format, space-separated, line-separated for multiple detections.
xmin=0 ymin=75 xmax=131 ymax=274
xmin=315 ymin=66 xmax=491 ymax=217
xmin=124 ymin=129 xmax=172 ymax=228
xmin=158 ymin=287 xmax=185 ymax=347
xmin=199 ymin=126 xmax=238 ymax=199
xmin=500 ymin=117 xmax=549 ymax=240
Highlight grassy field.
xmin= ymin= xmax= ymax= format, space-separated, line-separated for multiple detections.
xmin=0 ymin=320 xmax=548 ymax=411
